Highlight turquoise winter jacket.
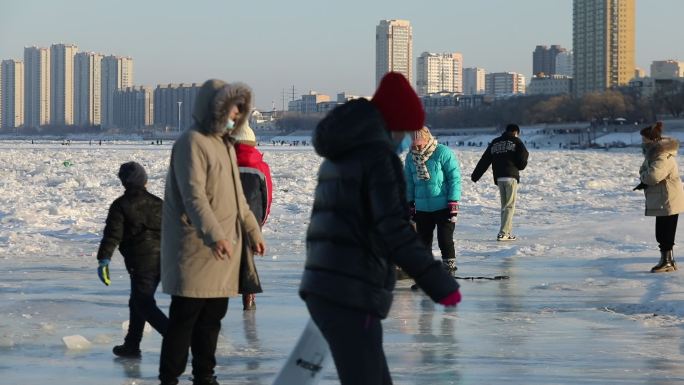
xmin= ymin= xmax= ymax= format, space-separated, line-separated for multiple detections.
xmin=404 ymin=144 xmax=462 ymax=212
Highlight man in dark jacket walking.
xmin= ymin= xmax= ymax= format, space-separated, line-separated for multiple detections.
xmin=471 ymin=124 xmax=529 ymax=241
xmin=300 ymin=72 xmax=461 ymax=385
xmin=96 ymin=161 xmax=169 ymax=358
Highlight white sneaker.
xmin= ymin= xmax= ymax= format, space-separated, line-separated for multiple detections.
xmin=497 ymin=233 xmax=516 ymax=241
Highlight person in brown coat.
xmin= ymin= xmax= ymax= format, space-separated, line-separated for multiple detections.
xmin=158 ymin=79 xmax=266 ymax=385
xmin=637 ymin=121 xmax=684 ymax=273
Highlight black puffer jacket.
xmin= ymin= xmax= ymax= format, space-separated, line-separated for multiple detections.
xmin=299 ymin=99 xmax=459 ymax=319
xmin=471 ymin=132 xmax=529 ymax=184
xmin=97 ymin=187 xmax=163 ymax=273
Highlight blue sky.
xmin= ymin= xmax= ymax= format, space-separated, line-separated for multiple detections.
xmin=1 ymin=0 xmax=683 ymax=110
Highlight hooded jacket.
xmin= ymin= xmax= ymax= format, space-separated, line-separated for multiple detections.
xmin=161 ymin=79 xmax=263 ymax=298
xmin=299 ymin=99 xmax=459 ymax=319
xmin=471 ymin=132 xmax=529 ymax=184
xmin=234 ymin=143 xmax=272 ymax=225
xmin=640 ymin=137 xmax=684 ymax=217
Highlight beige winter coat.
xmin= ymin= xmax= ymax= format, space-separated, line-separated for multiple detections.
xmin=640 ymin=137 xmax=684 ymax=217
xmin=161 ymin=79 xmax=263 ymax=298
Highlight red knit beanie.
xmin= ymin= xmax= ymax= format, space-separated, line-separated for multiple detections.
xmin=371 ymin=72 xmax=425 ymax=132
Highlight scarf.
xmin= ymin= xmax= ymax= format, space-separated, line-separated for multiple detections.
xmin=410 ymin=137 xmax=438 ymax=180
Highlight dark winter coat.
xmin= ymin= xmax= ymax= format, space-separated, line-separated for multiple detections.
xmin=299 ymin=98 xmax=460 ymax=319
xmin=235 ymin=143 xmax=272 ymax=225
xmin=471 ymin=132 xmax=529 ymax=184
xmin=97 ymin=187 xmax=163 ymax=273
xmin=639 ymin=137 xmax=684 ymax=216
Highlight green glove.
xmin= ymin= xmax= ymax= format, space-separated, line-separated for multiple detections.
xmin=97 ymin=259 xmax=111 ymax=286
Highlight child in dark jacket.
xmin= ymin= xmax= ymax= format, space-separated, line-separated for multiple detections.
xmin=230 ymin=120 xmax=273 ymax=310
xmin=96 ymin=161 xmax=169 ymax=358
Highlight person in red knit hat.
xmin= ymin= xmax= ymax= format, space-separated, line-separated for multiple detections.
xmin=299 ymin=72 xmax=461 ymax=385
xmin=228 ymin=119 xmax=273 ymax=310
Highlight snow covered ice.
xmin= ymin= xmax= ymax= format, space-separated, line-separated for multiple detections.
xmin=2 ymin=140 xmax=684 ymax=384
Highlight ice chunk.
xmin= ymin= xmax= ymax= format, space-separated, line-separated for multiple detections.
xmin=62 ymin=335 xmax=91 ymax=350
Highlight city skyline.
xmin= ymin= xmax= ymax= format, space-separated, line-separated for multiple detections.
xmin=1 ymin=0 xmax=683 ymax=110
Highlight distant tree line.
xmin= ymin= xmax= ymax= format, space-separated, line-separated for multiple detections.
xmin=428 ymin=82 xmax=684 ymax=128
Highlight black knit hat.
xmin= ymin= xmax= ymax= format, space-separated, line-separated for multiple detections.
xmin=118 ymin=161 xmax=148 ymax=188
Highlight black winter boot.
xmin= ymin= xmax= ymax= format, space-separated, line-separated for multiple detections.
xmin=651 ymin=250 xmax=677 ymax=273
xmin=442 ymin=258 xmax=457 ymax=274
xmin=192 ymin=375 xmax=219 ymax=385
xmin=112 ymin=344 xmax=141 ymax=358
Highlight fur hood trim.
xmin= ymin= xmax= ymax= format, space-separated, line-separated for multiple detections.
xmin=192 ymin=79 xmax=252 ymax=135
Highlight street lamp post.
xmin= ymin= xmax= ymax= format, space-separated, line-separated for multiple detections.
xmin=177 ymin=101 xmax=183 ymax=132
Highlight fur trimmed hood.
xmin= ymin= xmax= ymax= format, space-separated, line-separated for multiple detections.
xmin=192 ymin=79 xmax=252 ymax=135
xmin=644 ymin=137 xmax=680 ymax=161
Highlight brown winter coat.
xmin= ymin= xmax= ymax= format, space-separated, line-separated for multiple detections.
xmin=640 ymin=137 xmax=684 ymax=217
xmin=161 ymin=79 xmax=263 ymax=298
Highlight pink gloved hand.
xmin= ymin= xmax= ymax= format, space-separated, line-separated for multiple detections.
xmin=439 ymin=290 xmax=462 ymax=307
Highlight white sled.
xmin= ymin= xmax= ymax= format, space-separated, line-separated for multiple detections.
xmin=272 ymin=319 xmax=331 ymax=385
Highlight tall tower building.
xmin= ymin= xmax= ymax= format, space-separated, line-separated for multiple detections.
xmin=376 ymin=19 xmax=413 ymax=87
xmin=1 ymin=60 xmax=25 ymax=129
xmin=416 ymin=52 xmax=463 ymax=95
xmin=533 ymin=45 xmax=567 ymax=76
xmin=101 ymin=55 xmax=134 ymax=128
xmin=573 ymin=0 xmax=635 ymax=96
xmin=50 ymin=43 xmax=78 ymax=125
xmin=74 ymin=52 xmax=103 ymax=126
xmin=463 ymin=68 xmax=486 ymax=95
xmin=24 ymin=46 xmax=50 ymax=128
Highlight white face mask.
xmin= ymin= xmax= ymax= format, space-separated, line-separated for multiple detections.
xmin=225 ymin=119 xmax=235 ymax=131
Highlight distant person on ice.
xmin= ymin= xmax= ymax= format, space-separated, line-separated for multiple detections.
xmin=471 ymin=124 xmax=529 ymax=241
xmin=636 ymin=121 xmax=684 ymax=273
xmin=96 ymin=161 xmax=169 ymax=358
xmin=404 ymin=126 xmax=462 ymax=273
xmin=227 ymin=119 xmax=273 ymax=310
xmin=158 ymin=79 xmax=266 ymax=385
xmin=299 ymin=72 xmax=461 ymax=385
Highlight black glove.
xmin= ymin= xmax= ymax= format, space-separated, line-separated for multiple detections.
xmin=633 ymin=182 xmax=647 ymax=191
xmin=409 ymin=201 xmax=416 ymax=221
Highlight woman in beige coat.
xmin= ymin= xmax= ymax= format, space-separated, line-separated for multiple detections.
xmin=159 ymin=79 xmax=265 ymax=385
xmin=638 ymin=122 xmax=684 ymax=273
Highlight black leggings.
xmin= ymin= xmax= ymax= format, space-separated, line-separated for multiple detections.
xmin=656 ymin=214 xmax=679 ymax=251
xmin=414 ymin=209 xmax=455 ymax=261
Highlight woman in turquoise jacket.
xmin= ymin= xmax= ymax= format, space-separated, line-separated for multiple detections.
xmin=404 ymin=127 xmax=462 ymax=273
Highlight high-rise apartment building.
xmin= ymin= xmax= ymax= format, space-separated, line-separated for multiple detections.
xmin=74 ymin=52 xmax=103 ymax=126
xmin=376 ymin=19 xmax=413 ymax=87
xmin=533 ymin=45 xmax=567 ymax=76
xmin=153 ymin=83 xmax=199 ymax=131
xmin=113 ymin=86 xmax=154 ymax=129
xmin=463 ymin=67 xmax=486 ymax=95
xmin=416 ymin=52 xmax=463 ymax=96
xmin=101 ymin=55 xmax=134 ymax=128
xmin=650 ymin=60 xmax=684 ymax=80
xmin=23 ymin=46 xmax=50 ymax=128
xmin=485 ymin=72 xmax=526 ymax=97
xmin=50 ymin=43 xmax=78 ymax=125
xmin=555 ymin=51 xmax=574 ymax=77
xmin=573 ymin=0 xmax=635 ymax=96
xmin=1 ymin=60 xmax=25 ymax=129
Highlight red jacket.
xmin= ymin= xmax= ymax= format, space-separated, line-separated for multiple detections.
xmin=234 ymin=143 xmax=273 ymax=225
